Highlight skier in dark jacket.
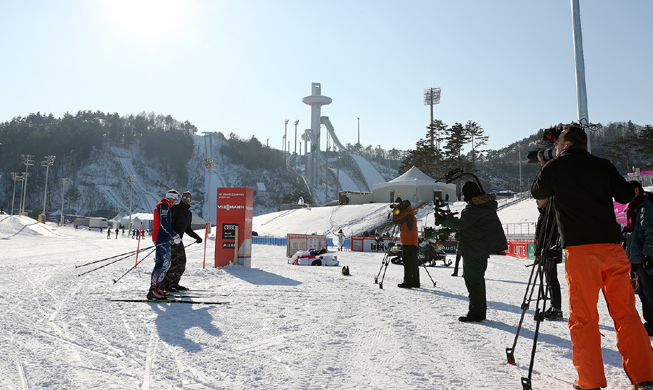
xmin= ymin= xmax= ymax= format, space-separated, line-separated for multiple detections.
xmin=148 ymin=190 xmax=180 ymax=300
xmin=440 ymin=182 xmax=507 ymax=322
xmin=531 ymin=124 xmax=653 ymax=390
xmin=162 ymin=191 xmax=202 ymax=292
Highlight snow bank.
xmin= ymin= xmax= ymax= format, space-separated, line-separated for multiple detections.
xmin=0 ymin=215 xmax=63 ymax=238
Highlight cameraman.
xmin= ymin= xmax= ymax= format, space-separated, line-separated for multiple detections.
xmin=439 ymin=182 xmax=507 ymax=322
xmin=392 ymin=198 xmax=419 ymax=288
xmin=531 ymin=124 xmax=653 ymax=390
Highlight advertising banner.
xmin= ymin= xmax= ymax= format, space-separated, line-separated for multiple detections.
xmin=506 ymin=239 xmax=533 ymax=259
xmin=215 ymin=188 xmax=253 ymax=267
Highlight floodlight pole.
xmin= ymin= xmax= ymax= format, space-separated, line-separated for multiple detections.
xmin=424 ymin=87 xmax=442 ymax=149
xmin=20 ymin=154 xmax=35 ymax=215
xmin=11 ymin=172 xmax=22 ymax=215
xmin=41 ymin=155 xmax=56 ymax=220
xmin=570 ymin=0 xmax=591 ymax=152
xmin=204 ymin=157 xmax=216 ymax=234
xmin=60 ymin=178 xmax=68 ymax=226
xmin=284 ymin=119 xmax=289 ymax=158
xmin=127 ymin=175 xmax=136 ymax=231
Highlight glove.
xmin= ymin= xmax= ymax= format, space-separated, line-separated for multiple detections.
xmin=172 ymin=234 xmax=181 ymax=245
xmin=643 ymin=256 xmax=653 ymax=275
xmin=196 ymin=237 xmax=203 ymax=244
xmin=434 ymin=213 xmax=446 ymax=226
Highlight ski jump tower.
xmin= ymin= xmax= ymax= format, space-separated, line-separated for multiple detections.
xmin=302 ymin=83 xmax=332 ymax=189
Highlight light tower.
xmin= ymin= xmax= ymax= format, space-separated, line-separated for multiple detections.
xmin=302 ymin=83 xmax=332 ymax=189
xmin=41 ymin=155 xmax=56 ymax=221
xmin=203 ymin=157 xmax=216 ymax=233
xmin=20 ymin=154 xmax=35 ymax=215
xmin=127 ymin=175 xmax=136 ymax=230
xmin=424 ymin=87 xmax=442 ymax=149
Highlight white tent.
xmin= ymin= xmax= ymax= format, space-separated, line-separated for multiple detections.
xmin=372 ymin=166 xmax=456 ymax=204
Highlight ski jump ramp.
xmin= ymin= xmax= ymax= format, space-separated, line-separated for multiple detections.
xmin=321 ymin=116 xmax=385 ymax=191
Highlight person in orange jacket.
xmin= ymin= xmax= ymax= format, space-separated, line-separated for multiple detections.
xmin=392 ymin=198 xmax=419 ymax=288
xmin=532 ymin=124 xmax=653 ymax=390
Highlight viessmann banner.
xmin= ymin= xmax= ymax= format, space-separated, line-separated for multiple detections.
xmin=215 ymin=188 xmax=253 ymax=267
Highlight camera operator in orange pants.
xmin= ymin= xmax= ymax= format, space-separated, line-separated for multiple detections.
xmin=532 ymin=124 xmax=653 ymax=390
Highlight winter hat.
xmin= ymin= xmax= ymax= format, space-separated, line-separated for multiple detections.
xmin=462 ymin=182 xmax=481 ymax=201
xmin=182 ymin=191 xmax=192 ymax=198
xmin=166 ymin=189 xmax=179 ymax=200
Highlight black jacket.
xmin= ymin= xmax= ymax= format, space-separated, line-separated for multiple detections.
xmin=171 ymin=202 xmax=201 ymax=242
xmin=442 ymin=193 xmax=508 ymax=258
xmin=531 ymin=145 xmax=634 ymax=248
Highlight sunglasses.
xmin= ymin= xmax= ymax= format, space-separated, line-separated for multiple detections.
xmin=182 ymin=196 xmax=191 ymax=200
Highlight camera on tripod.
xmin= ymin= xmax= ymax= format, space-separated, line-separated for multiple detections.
xmin=527 ymin=124 xmax=565 ymax=164
xmin=389 ymin=197 xmax=410 ymax=214
xmin=433 ymin=191 xmax=456 ymax=225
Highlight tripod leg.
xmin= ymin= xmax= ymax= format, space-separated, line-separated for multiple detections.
xmin=421 ymin=263 xmax=436 ymax=287
xmin=506 ymin=258 xmax=542 ymax=365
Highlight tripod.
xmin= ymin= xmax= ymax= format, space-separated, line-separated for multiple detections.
xmin=505 ymin=197 xmax=560 ymax=390
xmin=374 ymin=225 xmax=399 ymax=289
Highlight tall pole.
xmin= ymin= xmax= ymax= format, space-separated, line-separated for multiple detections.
xmin=11 ymin=172 xmax=21 ymax=215
xmin=127 ymin=175 xmax=136 ymax=230
xmin=41 ymin=155 xmax=56 ymax=220
xmin=518 ymin=147 xmax=523 ymax=194
xmin=204 ymin=157 xmax=216 ymax=234
xmin=294 ymin=120 xmax=299 ymax=155
xmin=284 ymin=119 xmax=289 ymax=156
xmin=571 ymin=0 xmax=591 ymax=152
xmin=357 ymin=117 xmax=360 ymax=145
xmin=60 ymin=178 xmax=68 ymax=226
xmin=20 ymin=154 xmax=35 ymax=215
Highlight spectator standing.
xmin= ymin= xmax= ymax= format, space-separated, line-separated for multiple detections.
xmin=337 ymin=229 xmax=345 ymax=251
xmin=440 ymin=181 xmax=507 ymax=322
xmin=625 ymin=181 xmax=653 ymax=336
xmin=531 ymin=124 xmax=653 ymax=390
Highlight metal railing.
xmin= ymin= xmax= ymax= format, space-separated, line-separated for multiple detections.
xmin=503 ymin=222 xmax=537 ymax=238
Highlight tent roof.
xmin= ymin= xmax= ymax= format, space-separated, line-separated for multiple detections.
xmin=388 ymin=166 xmax=436 ymax=183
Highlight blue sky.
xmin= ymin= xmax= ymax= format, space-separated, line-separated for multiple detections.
xmin=1 ymin=1 xmax=651 ymax=152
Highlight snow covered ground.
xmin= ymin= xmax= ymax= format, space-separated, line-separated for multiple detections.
xmin=0 ymin=200 xmax=648 ymax=390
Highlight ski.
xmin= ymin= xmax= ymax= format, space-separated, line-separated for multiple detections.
xmin=108 ymin=298 xmax=230 ymax=305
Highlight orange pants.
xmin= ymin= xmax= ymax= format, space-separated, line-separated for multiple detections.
xmin=566 ymin=243 xmax=653 ymax=389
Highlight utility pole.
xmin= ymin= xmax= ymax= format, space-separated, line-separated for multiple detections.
xmin=20 ymin=154 xmax=35 ymax=215
xmin=127 ymin=175 xmax=136 ymax=230
xmin=11 ymin=172 xmax=23 ymax=215
xmin=60 ymin=178 xmax=68 ymax=226
xmin=203 ymin=157 xmax=216 ymax=233
xmin=41 ymin=155 xmax=56 ymax=222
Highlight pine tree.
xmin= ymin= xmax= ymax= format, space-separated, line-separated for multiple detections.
xmin=465 ymin=120 xmax=488 ymax=172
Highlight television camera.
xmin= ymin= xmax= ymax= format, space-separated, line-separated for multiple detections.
xmin=526 ymin=124 xmax=565 ymax=164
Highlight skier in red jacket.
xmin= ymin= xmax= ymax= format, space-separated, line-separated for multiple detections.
xmin=148 ymin=190 xmax=180 ymax=300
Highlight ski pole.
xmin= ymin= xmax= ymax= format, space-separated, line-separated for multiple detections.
xmin=112 ymin=248 xmax=156 ymax=284
xmin=78 ymin=252 xmax=139 ymax=277
xmin=112 ymin=241 xmax=195 ymax=284
xmin=77 ymin=240 xmax=170 ymax=276
xmin=74 ymin=246 xmax=154 ymax=268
